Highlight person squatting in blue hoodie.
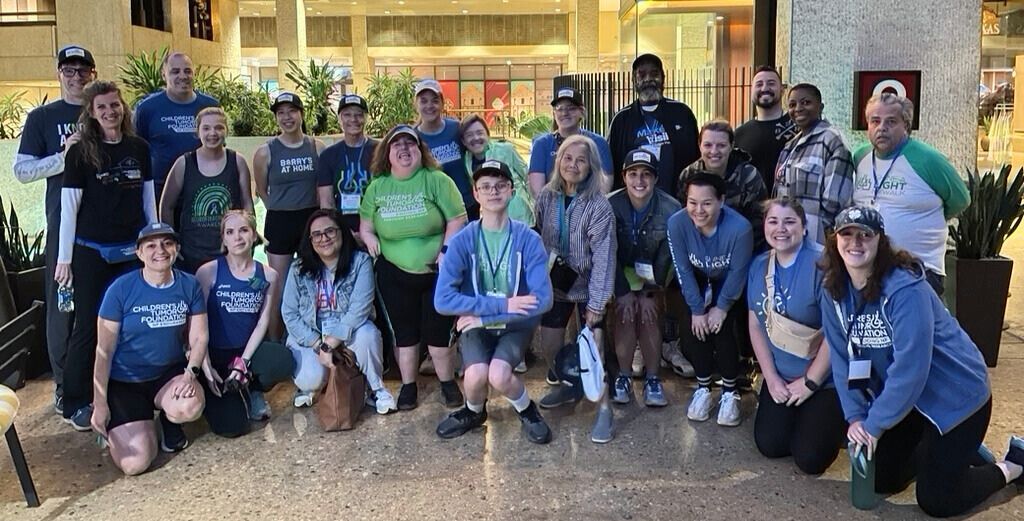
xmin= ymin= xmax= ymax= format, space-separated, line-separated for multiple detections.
xmin=434 ymin=160 xmax=555 ymax=444
xmin=819 ymin=205 xmax=1024 ymax=518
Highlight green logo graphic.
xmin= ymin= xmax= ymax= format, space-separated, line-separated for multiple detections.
xmin=191 ymin=183 xmax=231 ymax=227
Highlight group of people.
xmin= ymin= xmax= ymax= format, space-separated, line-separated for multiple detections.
xmin=12 ymin=46 xmax=1024 ymax=517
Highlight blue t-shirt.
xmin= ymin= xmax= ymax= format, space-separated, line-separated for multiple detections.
xmin=134 ymin=90 xmax=220 ymax=185
xmin=207 ymin=258 xmax=268 ymax=351
xmin=527 ymin=130 xmax=615 ymax=180
xmin=17 ymin=100 xmax=84 ymax=223
xmin=315 ymin=138 xmax=379 ymax=210
xmin=418 ymin=118 xmax=471 ymax=206
xmin=747 ymin=243 xmax=827 ymax=382
xmin=667 ymin=205 xmax=753 ymax=313
xmin=99 ymin=270 xmax=206 ymax=382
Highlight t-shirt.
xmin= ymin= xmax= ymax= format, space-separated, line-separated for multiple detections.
xmin=359 ymin=167 xmax=467 ymax=273
xmin=734 ymin=114 xmax=798 ymax=192
xmin=418 ymin=118 xmax=472 ymax=206
xmin=631 ymin=111 xmax=675 ymax=183
xmin=63 ymin=136 xmax=152 ymax=244
xmin=134 ymin=90 xmax=220 ymax=186
xmin=528 ymin=130 xmax=615 ymax=180
xmin=99 ymin=270 xmax=206 ymax=382
xmin=476 ymin=225 xmax=512 ymax=296
xmin=17 ymin=99 xmax=84 ymax=223
xmin=316 ymin=137 xmax=379 ymax=224
xmin=746 ymin=244 xmax=825 ymax=382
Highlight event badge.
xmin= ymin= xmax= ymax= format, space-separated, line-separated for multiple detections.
xmin=485 ymin=290 xmax=508 ymax=330
xmin=321 ymin=316 xmax=341 ymax=336
xmin=340 ymin=193 xmax=361 ymax=215
xmin=848 ymin=358 xmax=872 ymax=391
xmin=634 ymin=261 xmax=655 ymax=283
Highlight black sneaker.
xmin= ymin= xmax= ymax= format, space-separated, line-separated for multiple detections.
xmin=397 ymin=383 xmax=418 ymax=411
xmin=439 ymin=380 xmax=464 ymax=409
xmin=516 ymin=401 xmax=552 ymax=444
xmin=436 ymin=406 xmax=487 ymax=439
xmin=159 ymin=412 xmax=189 ymax=453
xmin=545 ymin=368 xmax=560 ymax=386
xmin=54 ymin=390 xmax=64 ymax=416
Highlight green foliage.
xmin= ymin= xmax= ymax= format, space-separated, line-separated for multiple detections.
xmin=0 ymin=91 xmax=27 ymax=139
xmin=284 ymin=59 xmax=339 ymax=135
xmin=118 ymin=47 xmax=169 ymax=106
xmin=0 ymin=193 xmax=44 ymax=272
xmin=950 ymin=165 xmax=1024 ymax=259
xmin=518 ymin=113 xmax=554 ymax=139
xmin=194 ymin=69 xmax=276 ymax=136
xmin=364 ymin=69 xmax=418 ymax=138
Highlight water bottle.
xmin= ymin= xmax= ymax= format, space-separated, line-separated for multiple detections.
xmin=850 ymin=443 xmax=880 ymax=510
xmin=57 ymin=284 xmax=74 ymax=313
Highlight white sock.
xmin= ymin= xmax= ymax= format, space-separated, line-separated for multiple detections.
xmin=506 ymin=388 xmax=531 ymax=412
xmin=466 ymin=400 xmax=485 ymax=413
xmin=997 ymin=461 xmax=1022 ymax=483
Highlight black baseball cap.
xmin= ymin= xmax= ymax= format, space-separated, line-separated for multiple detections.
xmin=271 ymin=91 xmax=304 ymax=112
xmin=57 ymin=45 xmax=95 ymax=68
xmin=136 ymin=222 xmax=179 ymax=245
xmin=472 ymin=160 xmax=514 ymax=185
xmin=384 ymin=124 xmax=420 ymax=147
xmin=551 ymin=87 xmax=583 ymax=107
xmin=632 ymin=53 xmax=664 ymax=73
xmin=623 ymin=149 xmax=658 ymax=174
xmin=338 ymin=94 xmax=368 ymax=113
xmin=834 ymin=206 xmax=885 ymax=235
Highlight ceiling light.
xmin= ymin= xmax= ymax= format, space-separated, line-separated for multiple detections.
xmin=462 ymin=9 xmax=468 ymax=14
xmin=398 ymin=0 xmax=405 ymax=3
xmin=385 ymin=9 xmax=391 ymax=14
xmin=555 ymin=8 xmax=561 ymax=12
xmin=316 ymin=11 xmax=322 ymax=14
xmin=716 ymin=15 xmax=725 ymax=21
xmin=306 ymin=6 xmax=312 ymax=10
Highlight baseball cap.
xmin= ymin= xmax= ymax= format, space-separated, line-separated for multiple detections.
xmin=414 ymin=79 xmax=443 ymax=97
xmin=623 ymin=149 xmax=658 ymax=174
xmin=136 ymin=222 xmax=179 ymax=245
xmin=834 ymin=206 xmax=885 ymax=235
xmin=551 ymin=87 xmax=583 ymax=107
xmin=338 ymin=94 xmax=368 ymax=113
xmin=57 ymin=45 xmax=95 ymax=68
xmin=270 ymin=91 xmax=303 ymax=112
xmin=632 ymin=53 xmax=664 ymax=73
xmin=472 ymin=160 xmax=514 ymax=185
xmin=384 ymin=124 xmax=420 ymax=147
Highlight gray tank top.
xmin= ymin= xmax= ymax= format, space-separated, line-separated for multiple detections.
xmin=266 ymin=136 xmax=319 ymax=210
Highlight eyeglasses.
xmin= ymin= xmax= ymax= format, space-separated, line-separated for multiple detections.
xmin=59 ymin=67 xmax=94 ymax=79
xmin=476 ymin=182 xmax=511 ymax=194
xmin=310 ymin=227 xmax=340 ymax=242
xmin=554 ymin=106 xmax=580 ymax=114
xmin=837 ymin=229 xmax=877 ymax=241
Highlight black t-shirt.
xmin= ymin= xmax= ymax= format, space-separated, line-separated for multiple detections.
xmin=315 ymin=137 xmax=379 ymax=231
xmin=734 ymin=114 xmax=798 ymax=193
xmin=17 ymin=100 xmax=84 ymax=221
xmin=63 ymin=136 xmax=152 ymax=244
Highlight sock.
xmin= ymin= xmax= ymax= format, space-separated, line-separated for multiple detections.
xmin=722 ymin=378 xmax=737 ymax=394
xmin=696 ymin=376 xmax=712 ymax=388
xmin=466 ymin=400 xmax=485 ymax=413
xmin=618 ymin=370 xmax=631 ymax=379
xmin=506 ymin=388 xmax=531 ymax=413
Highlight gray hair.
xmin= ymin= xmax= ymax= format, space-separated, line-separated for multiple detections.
xmin=544 ymin=134 xmax=609 ymax=198
xmin=866 ymin=92 xmax=914 ymax=133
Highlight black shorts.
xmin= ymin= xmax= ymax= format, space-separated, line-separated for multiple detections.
xmin=540 ymin=300 xmax=605 ymax=329
xmin=376 ymin=256 xmax=454 ymax=347
xmin=264 ymin=207 xmax=317 ymax=256
xmin=107 ymin=365 xmax=183 ymax=430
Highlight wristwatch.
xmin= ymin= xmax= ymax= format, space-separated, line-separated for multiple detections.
xmin=804 ymin=378 xmax=819 ymax=392
xmin=440 ymin=244 xmax=449 ymax=254
xmin=186 ymin=365 xmax=200 ymax=376
xmin=318 ymin=342 xmax=333 ymax=353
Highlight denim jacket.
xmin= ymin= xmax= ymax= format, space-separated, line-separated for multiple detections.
xmin=281 ymin=250 xmax=375 ymax=349
xmin=608 ymin=188 xmax=682 ymax=296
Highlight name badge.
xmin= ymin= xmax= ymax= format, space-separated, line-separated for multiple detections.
xmin=340 ymin=193 xmax=361 ymax=214
xmin=321 ymin=316 xmax=341 ymax=337
xmin=634 ymin=261 xmax=655 ymax=282
xmin=848 ymin=359 xmax=872 ymax=390
xmin=486 ymin=290 xmax=505 ymax=298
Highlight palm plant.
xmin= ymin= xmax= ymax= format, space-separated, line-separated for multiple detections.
xmin=0 ymin=91 xmax=27 ymax=139
xmin=118 ymin=47 xmax=168 ymax=106
xmin=949 ymin=165 xmax=1024 ymax=259
xmin=364 ymin=69 xmax=418 ymax=138
xmin=0 ymin=194 xmax=44 ymax=272
xmin=284 ymin=58 xmax=338 ymax=135
xmin=518 ymin=113 xmax=554 ymax=139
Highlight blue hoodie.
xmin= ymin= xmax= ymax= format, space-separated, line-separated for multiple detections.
xmin=667 ymin=205 xmax=753 ymax=313
xmin=820 ymin=264 xmax=990 ymax=438
xmin=434 ymin=219 xmax=553 ymax=331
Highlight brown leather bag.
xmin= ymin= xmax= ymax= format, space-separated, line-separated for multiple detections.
xmin=314 ymin=350 xmax=365 ymax=431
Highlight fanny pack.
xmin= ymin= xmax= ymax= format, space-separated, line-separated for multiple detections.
xmin=549 ymin=255 xmax=579 ymax=293
xmin=75 ymin=238 xmax=137 ymax=264
xmin=764 ymin=251 xmax=822 ymax=359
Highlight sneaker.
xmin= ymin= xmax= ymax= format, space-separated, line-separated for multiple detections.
xmin=717 ymin=390 xmax=742 ymax=427
xmin=439 ymin=380 xmax=464 ymax=409
xmin=373 ymin=388 xmax=397 ymax=415
xmin=436 ymin=406 xmax=487 ymax=439
xmin=293 ymin=390 xmax=314 ymax=408
xmin=1006 ymin=436 xmax=1024 ymax=484
xmin=611 ymin=375 xmax=633 ymax=404
xmin=687 ymin=387 xmax=714 ymax=422
xmin=545 ymin=368 xmax=560 ymax=386
xmin=662 ymin=341 xmax=695 ymax=378
xmin=643 ymin=377 xmax=668 ymax=407
xmin=249 ymin=390 xmax=271 ymax=421
xmin=590 ymin=405 xmax=614 ymax=444
xmin=64 ymin=404 xmax=93 ymax=432
xmin=54 ymin=388 xmax=64 ymax=416
xmin=516 ymin=401 xmax=552 ymax=444
xmin=631 ymin=348 xmax=644 ymax=378
xmin=159 ymin=412 xmax=189 ymax=453
xmin=397 ymin=383 xmax=418 ymax=411
xmin=514 ymin=359 xmax=527 ymax=374
xmin=539 ymin=384 xmax=583 ymax=409
xmin=419 ymin=355 xmax=436 ymax=376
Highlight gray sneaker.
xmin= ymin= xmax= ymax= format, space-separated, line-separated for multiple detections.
xmin=590 ymin=405 xmax=614 ymax=444
xmin=611 ymin=375 xmax=633 ymax=404
xmin=539 ymin=384 xmax=582 ymax=409
xmin=642 ymin=377 xmax=668 ymax=407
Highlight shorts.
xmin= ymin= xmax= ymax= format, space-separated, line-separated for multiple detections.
xmin=375 ymin=256 xmax=454 ymax=347
xmin=264 ymin=207 xmax=318 ymax=255
xmin=540 ymin=300 xmax=605 ymax=329
xmin=459 ymin=327 xmax=532 ymax=367
xmin=107 ymin=365 xmax=183 ymax=430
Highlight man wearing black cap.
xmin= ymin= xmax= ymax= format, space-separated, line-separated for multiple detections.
xmin=527 ymin=86 xmax=614 ymax=196
xmin=317 ymin=94 xmax=378 ymax=233
xmin=14 ymin=45 xmax=97 ymax=415
xmin=607 ymin=53 xmax=699 ymax=197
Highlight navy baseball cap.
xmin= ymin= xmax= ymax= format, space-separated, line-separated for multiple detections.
xmin=472 ymin=160 xmax=514 ymax=185
xmin=136 ymin=222 xmax=179 ymax=245
xmin=834 ymin=206 xmax=885 ymax=235
xmin=271 ymin=91 xmax=304 ymax=112
xmin=623 ymin=149 xmax=659 ymax=174
xmin=57 ymin=45 xmax=95 ymax=68
xmin=338 ymin=94 xmax=368 ymax=113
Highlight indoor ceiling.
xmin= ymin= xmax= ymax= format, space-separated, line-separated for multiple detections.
xmin=239 ymin=0 xmax=596 ymax=17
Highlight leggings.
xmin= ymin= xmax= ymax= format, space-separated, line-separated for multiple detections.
xmin=679 ymin=303 xmax=743 ymax=382
xmin=874 ymin=399 xmax=1006 ymax=518
xmin=753 ymin=384 xmax=846 ymax=475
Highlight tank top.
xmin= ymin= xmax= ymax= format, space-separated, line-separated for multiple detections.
xmin=266 ymin=136 xmax=319 ymax=210
xmin=179 ymin=150 xmax=243 ymax=266
xmin=207 ymin=257 xmax=268 ymax=351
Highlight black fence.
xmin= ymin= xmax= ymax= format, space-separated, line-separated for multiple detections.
xmin=554 ymin=66 xmax=766 ymax=134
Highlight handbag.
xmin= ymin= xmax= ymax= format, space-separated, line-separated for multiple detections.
xmin=764 ymin=251 xmax=822 ymax=359
xmin=314 ymin=349 xmax=365 ymax=431
xmin=549 ymin=255 xmax=579 ymax=293
xmin=577 ymin=326 xmax=605 ymax=402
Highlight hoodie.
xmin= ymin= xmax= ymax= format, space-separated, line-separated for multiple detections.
xmin=679 ymin=148 xmax=768 ymax=251
xmin=820 ymin=264 xmax=990 ymax=438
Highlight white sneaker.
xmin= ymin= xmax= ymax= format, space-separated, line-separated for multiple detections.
xmin=374 ymin=388 xmax=397 ymax=415
xmin=293 ymin=390 xmax=314 ymax=408
xmin=687 ymin=387 xmax=714 ymax=421
xmin=631 ymin=347 xmax=644 ymax=378
xmin=514 ymin=359 xmax=527 ymax=374
xmin=717 ymin=391 xmax=741 ymax=427
xmin=663 ymin=341 xmax=695 ymax=378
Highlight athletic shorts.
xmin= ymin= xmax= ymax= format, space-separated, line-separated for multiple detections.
xmin=264 ymin=207 xmax=318 ymax=256
xmin=107 ymin=365 xmax=183 ymax=430
xmin=459 ymin=327 xmax=532 ymax=367
xmin=375 ymin=256 xmax=453 ymax=347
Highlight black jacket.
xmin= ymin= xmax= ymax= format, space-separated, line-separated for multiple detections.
xmin=607 ymin=97 xmax=700 ymax=196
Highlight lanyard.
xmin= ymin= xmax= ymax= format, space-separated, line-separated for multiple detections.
xmin=630 ymin=197 xmax=654 ymax=245
xmin=843 ymin=290 xmax=869 ymax=360
xmin=557 ymin=193 xmax=573 ymax=255
xmin=869 ymin=139 xmax=907 ymax=204
xmin=479 ymin=220 xmax=513 ymax=292
xmin=341 ymin=139 xmax=367 ymax=193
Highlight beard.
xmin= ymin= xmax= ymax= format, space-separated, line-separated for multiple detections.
xmin=754 ymin=91 xmax=779 ymax=109
xmin=638 ymin=84 xmax=663 ymax=103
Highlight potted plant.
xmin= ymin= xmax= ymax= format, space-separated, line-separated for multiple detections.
xmin=946 ymin=164 xmax=1024 ymax=366
xmin=0 ymin=194 xmax=45 ymax=313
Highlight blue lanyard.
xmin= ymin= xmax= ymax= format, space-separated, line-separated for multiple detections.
xmin=341 ymin=139 xmax=367 ymax=193
xmin=843 ymin=288 xmax=869 ymax=359
xmin=557 ymin=193 xmax=572 ymax=254
xmin=870 ymin=139 xmax=907 ymax=204
xmin=479 ymin=221 xmax=513 ymax=292
xmin=630 ymin=198 xmax=654 ymax=245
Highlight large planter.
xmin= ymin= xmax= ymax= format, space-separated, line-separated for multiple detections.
xmin=945 ymin=255 xmax=1012 ymax=367
xmin=4 ymin=266 xmax=48 ymax=378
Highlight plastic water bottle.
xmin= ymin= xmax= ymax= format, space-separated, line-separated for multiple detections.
xmin=57 ymin=284 xmax=74 ymax=313
xmin=850 ymin=443 xmax=880 ymax=510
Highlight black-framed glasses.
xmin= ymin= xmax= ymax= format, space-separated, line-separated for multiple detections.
xmin=59 ymin=67 xmax=94 ymax=79
xmin=475 ymin=182 xmax=511 ymax=194
xmin=310 ymin=227 xmax=340 ymax=242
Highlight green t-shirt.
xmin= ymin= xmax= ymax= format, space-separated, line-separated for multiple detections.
xmin=359 ymin=167 xmax=467 ymax=273
xmin=477 ymin=225 xmax=512 ymax=296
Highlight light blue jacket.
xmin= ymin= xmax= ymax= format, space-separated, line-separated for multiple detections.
xmin=282 ymin=251 xmax=375 ymax=348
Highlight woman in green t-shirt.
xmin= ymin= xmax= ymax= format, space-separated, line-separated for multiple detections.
xmin=359 ymin=125 xmax=468 ymax=411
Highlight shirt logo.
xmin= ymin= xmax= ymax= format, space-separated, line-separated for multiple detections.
xmin=632 ymin=151 xmax=652 ymax=163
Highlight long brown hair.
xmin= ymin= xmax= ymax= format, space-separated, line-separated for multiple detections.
xmin=818 ymin=231 xmax=919 ymax=302
xmin=76 ymin=80 xmax=135 ymax=170
xmin=369 ymin=125 xmax=440 ymax=176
